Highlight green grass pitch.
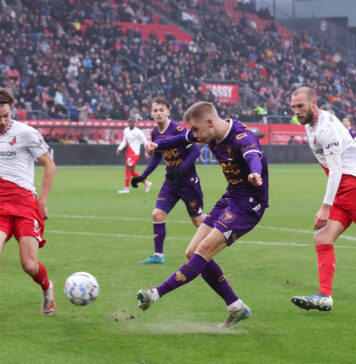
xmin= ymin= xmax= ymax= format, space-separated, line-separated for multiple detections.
xmin=0 ymin=164 xmax=355 ymax=363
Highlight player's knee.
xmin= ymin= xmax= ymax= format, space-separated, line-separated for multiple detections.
xmin=314 ymin=230 xmax=333 ymax=245
xmin=185 ymin=247 xmax=194 ymax=260
xmin=152 ymin=209 xmax=165 ymax=222
xmin=21 ymin=259 xmax=37 ymax=275
xmin=196 ymin=240 xmax=214 ymax=260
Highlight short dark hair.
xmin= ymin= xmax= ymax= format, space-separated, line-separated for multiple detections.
xmin=0 ymin=88 xmax=15 ymax=106
xmin=151 ymin=96 xmax=170 ymax=110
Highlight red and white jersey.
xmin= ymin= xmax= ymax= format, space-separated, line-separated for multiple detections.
xmin=117 ymin=126 xmax=147 ymax=155
xmin=305 ymin=110 xmax=356 ymax=177
xmin=0 ymin=120 xmax=49 ymax=194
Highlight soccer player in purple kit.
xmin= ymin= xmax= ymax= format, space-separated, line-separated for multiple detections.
xmin=131 ymin=97 xmax=204 ymax=264
xmin=137 ymin=101 xmax=269 ymax=328
xmin=342 ymin=116 xmax=356 ymax=141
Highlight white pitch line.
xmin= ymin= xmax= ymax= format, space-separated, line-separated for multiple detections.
xmin=46 ymin=230 xmax=356 ymax=249
xmin=51 ymin=214 xmax=356 ymax=242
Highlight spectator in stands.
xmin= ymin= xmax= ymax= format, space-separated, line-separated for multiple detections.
xmin=0 ymin=0 xmax=354 ymax=125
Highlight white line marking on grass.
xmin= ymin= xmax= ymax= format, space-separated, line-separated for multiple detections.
xmin=52 ymin=214 xmax=356 ymax=242
xmin=46 ymin=230 xmax=356 ymax=249
xmin=47 ymin=230 xmax=187 ymax=240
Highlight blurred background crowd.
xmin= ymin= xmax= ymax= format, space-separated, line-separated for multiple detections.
xmin=1 ymin=0 xmax=355 ymax=125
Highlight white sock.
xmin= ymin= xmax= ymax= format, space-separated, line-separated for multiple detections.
xmin=151 ymin=288 xmax=160 ymax=302
xmin=154 ymin=253 xmax=164 ymax=258
xmin=227 ymin=299 xmax=243 ymax=311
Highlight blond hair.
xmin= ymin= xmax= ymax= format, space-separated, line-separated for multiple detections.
xmin=183 ymin=102 xmax=218 ymax=124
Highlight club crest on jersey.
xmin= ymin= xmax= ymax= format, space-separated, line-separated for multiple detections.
xmin=221 ymin=211 xmax=236 ymax=224
xmin=8 ymin=136 xmax=16 ymax=145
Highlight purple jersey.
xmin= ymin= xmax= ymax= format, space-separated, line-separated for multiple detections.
xmin=349 ymin=127 xmax=356 ymax=139
xmin=152 ymin=121 xmax=199 ymax=182
xmin=187 ymin=119 xmax=269 ymax=203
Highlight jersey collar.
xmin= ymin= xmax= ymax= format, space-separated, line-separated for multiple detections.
xmin=0 ymin=120 xmax=14 ymax=136
xmin=217 ymin=118 xmax=233 ymax=144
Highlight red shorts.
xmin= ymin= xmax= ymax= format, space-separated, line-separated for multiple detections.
xmin=329 ymin=175 xmax=356 ymax=229
xmin=125 ymin=153 xmax=140 ymax=168
xmin=0 ymin=181 xmax=46 ymax=247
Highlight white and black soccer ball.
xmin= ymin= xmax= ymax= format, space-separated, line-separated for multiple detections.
xmin=64 ymin=272 xmax=99 ymax=306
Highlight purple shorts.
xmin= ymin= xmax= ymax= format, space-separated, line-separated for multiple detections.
xmin=203 ymin=195 xmax=267 ymax=245
xmin=155 ymin=177 xmax=203 ymax=217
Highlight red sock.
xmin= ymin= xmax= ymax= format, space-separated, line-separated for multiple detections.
xmin=32 ymin=262 xmax=50 ymax=291
xmin=131 ymin=170 xmax=146 ymax=183
xmin=316 ymin=244 xmax=335 ymax=296
xmin=125 ymin=168 xmax=132 ymax=187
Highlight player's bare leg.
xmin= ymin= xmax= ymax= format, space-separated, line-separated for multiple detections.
xmin=0 ymin=232 xmax=7 ymax=272
xmin=19 ymin=236 xmax=55 ymax=315
xmin=291 ymin=219 xmax=344 ymax=311
xmin=190 ymin=214 xmax=204 ymax=228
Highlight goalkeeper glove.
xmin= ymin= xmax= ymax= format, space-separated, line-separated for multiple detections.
xmin=131 ymin=175 xmax=145 ymax=188
xmin=167 ymin=166 xmax=184 ymax=181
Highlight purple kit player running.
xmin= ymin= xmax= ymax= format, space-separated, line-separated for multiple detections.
xmin=137 ymin=102 xmax=269 ymax=328
xmin=131 ymin=97 xmax=204 ymax=264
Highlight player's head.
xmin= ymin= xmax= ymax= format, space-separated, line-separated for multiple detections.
xmin=290 ymin=87 xmax=318 ymax=126
xmin=128 ymin=118 xmax=136 ymax=129
xmin=150 ymin=96 xmax=170 ymax=126
xmin=0 ymin=88 xmax=14 ymax=133
xmin=183 ymin=102 xmax=219 ymax=143
xmin=342 ymin=116 xmax=351 ymax=129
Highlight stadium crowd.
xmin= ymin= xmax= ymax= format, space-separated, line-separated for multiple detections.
xmin=0 ymin=0 xmax=355 ymax=125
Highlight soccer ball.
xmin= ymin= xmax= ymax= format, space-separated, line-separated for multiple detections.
xmin=64 ymin=272 xmax=99 ymax=306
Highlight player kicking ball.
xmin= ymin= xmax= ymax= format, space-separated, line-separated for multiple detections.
xmin=136 ymin=102 xmax=269 ymax=327
xmin=0 ymin=88 xmax=56 ymax=315
xmin=290 ymin=87 xmax=356 ymax=312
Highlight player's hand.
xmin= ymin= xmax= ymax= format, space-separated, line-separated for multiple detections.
xmin=116 ymin=149 xmax=120 ymax=156
xmin=167 ymin=166 xmax=184 ymax=181
xmin=145 ymin=142 xmax=158 ymax=156
xmin=39 ymin=201 xmax=49 ymax=220
xmin=248 ymin=173 xmax=262 ymax=186
xmin=131 ymin=176 xmax=145 ymax=188
xmin=314 ymin=204 xmax=330 ymax=230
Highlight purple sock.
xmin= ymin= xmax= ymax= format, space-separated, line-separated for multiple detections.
xmin=153 ymin=222 xmax=166 ymax=254
xmin=201 ymin=259 xmax=238 ymax=305
xmin=156 ymin=254 xmax=208 ymax=297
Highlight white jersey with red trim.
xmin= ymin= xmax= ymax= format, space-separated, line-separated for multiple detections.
xmin=117 ymin=126 xmax=147 ymax=155
xmin=0 ymin=120 xmax=49 ymax=193
xmin=305 ymin=110 xmax=356 ymax=176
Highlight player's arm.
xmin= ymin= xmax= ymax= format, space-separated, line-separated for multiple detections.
xmin=157 ymin=130 xmax=196 ymax=150
xmin=167 ymin=144 xmax=201 ymax=180
xmin=131 ymin=152 xmax=162 ymax=188
xmin=37 ymin=152 xmax=56 ymax=220
xmin=146 ymin=130 xmax=196 ymax=156
xmin=314 ymin=153 xmax=342 ymax=230
xmin=116 ymin=130 xmax=127 ymax=155
xmin=237 ymin=132 xmax=263 ymax=186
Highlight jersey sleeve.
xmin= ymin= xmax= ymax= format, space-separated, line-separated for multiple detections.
xmin=234 ymin=130 xmax=263 ymax=158
xmin=319 ymin=125 xmax=343 ymax=156
xmin=139 ymin=129 xmax=148 ymax=145
xmin=26 ymin=128 xmax=50 ymax=159
xmin=118 ymin=129 xmax=127 ymax=151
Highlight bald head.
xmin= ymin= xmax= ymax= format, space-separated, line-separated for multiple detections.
xmin=291 ymin=87 xmax=317 ymax=102
xmin=290 ymin=87 xmax=319 ymax=126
